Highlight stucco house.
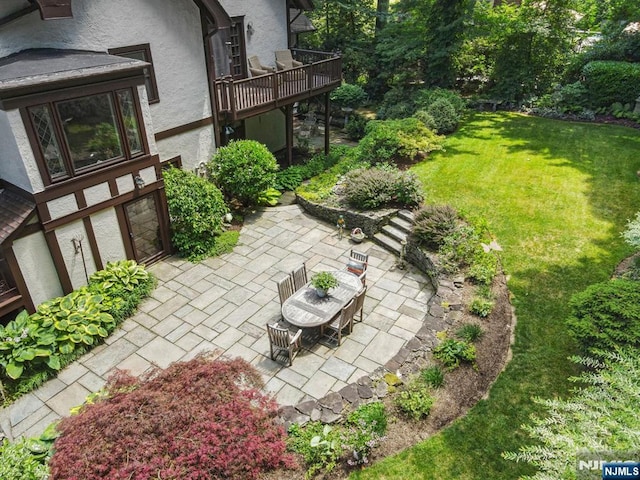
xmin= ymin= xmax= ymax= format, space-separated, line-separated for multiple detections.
xmin=0 ymin=0 xmax=342 ymax=319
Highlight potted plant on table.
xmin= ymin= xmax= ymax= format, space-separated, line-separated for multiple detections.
xmin=310 ymin=271 xmax=339 ymax=297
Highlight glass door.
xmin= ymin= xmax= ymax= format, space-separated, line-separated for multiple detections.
xmin=124 ymin=194 xmax=164 ymax=263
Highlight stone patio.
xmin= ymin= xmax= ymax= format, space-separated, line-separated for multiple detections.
xmin=0 ymin=203 xmax=435 ymax=440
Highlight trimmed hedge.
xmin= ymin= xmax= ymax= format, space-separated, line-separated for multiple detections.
xmin=582 ymin=61 xmax=640 ymax=109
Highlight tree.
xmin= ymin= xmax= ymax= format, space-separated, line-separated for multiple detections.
xmin=423 ymin=0 xmax=475 ymax=88
xmin=503 ymin=349 xmax=640 ymax=480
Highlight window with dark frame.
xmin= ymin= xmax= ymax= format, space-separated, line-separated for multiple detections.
xmin=109 ymin=44 xmax=159 ymax=104
xmin=26 ymin=87 xmax=146 ymax=185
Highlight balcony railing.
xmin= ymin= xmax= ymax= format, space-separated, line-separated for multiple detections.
xmin=215 ymin=49 xmax=342 ymax=122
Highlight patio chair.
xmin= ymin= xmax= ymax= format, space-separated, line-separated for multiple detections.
xmin=353 ymin=286 xmax=367 ymax=323
xmin=291 ymin=263 xmax=308 ymax=291
xmin=248 ymin=55 xmax=275 ymax=76
xmin=275 ymin=49 xmax=303 ymax=70
xmin=346 ymin=249 xmax=369 ymax=287
xmin=321 ymin=298 xmax=356 ymax=347
xmin=277 ymin=275 xmax=295 ymax=305
xmin=267 ymin=323 xmax=302 ymax=366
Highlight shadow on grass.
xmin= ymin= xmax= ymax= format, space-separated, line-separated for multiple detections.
xmin=352 ymin=112 xmax=640 ymax=479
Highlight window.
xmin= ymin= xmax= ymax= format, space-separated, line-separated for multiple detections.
xmin=27 ymin=87 xmax=146 ymax=184
xmin=109 ymin=44 xmax=159 ymax=103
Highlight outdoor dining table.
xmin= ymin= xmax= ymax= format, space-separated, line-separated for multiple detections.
xmin=282 ymin=270 xmax=361 ymax=329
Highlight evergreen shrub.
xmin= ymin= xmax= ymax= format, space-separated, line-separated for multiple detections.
xmin=208 ymin=140 xmax=278 ymax=207
xmin=566 ymin=279 xmax=640 ymax=355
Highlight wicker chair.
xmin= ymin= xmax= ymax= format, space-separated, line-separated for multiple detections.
xmin=321 ymin=298 xmax=356 ymax=347
xmin=248 ymin=55 xmax=275 ymax=76
xmin=275 ymin=49 xmax=303 ymax=70
xmin=346 ymin=249 xmax=369 ymax=287
xmin=353 ymin=286 xmax=367 ymax=323
xmin=277 ymin=275 xmax=295 ymax=305
xmin=291 ymin=263 xmax=308 ymax=291
xmin=267 ymin=323 xmax=302 ymax=366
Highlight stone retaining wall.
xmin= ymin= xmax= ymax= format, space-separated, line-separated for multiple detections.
xmin=295 ymin=194 xmax=396 ymax=237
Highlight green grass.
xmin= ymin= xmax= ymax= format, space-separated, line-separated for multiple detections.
xmin=351 ymin=112 xmax=640 ymax=479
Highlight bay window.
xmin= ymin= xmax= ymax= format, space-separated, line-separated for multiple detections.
xmin=26 ymin=86 xmax=146 ymax=185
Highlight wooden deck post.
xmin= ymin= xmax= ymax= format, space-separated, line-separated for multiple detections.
xmin=286 ymin=104 xmax=293 ymax=166
xmin=324 ymin=92 xmax=330 ymax=156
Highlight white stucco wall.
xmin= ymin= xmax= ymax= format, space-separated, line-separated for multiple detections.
xmin=157 ymin=126 xmax=214 ymax=172
xmin=0 ymin=0 xmax=213 ymax=169
xmin=55 ymin=220 xmax=97 ymax=290
xmin=12 ymin=232 xmax=63 ymax=306
xmin=91 ymin=208 xmax=126 ymax=264
xmin=0 ymin=110 xmax=45 ymax=193
xmin=245 ymin=110 xmax=286 ymax=152
xmin=221 ymin=0 xmax=289 ymax=67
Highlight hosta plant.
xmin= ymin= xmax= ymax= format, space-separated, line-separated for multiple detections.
xmin=433 ymin=337 xmax=476 ymax=370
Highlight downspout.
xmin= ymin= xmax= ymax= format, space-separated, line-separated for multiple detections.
xmin=201 ymin=16 xmax=223 ymax=149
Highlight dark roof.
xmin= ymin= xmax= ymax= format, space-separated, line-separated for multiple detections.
xmin=290 ymin=10 xmax=316 ymax=33
xmin=0 ymin=188 xmax=35 ymax=245
xmin=0 ymin=49 xmax=149 ymax=103
xmin=289 ymin=0 xmax=314 ymax=11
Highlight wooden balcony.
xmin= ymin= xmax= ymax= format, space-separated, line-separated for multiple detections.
xmin=215 ymin=49 xmax=342 ymax=122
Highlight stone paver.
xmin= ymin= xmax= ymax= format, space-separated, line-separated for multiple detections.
xmin=1 ymin=204 xmax=436 ymax=440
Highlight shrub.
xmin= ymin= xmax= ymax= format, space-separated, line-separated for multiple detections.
xmin=394 ymin=378 xmax=435 ymax=420
xmin=50 ymin=356 xmax=294 ymax=480
xmin=412 ymin=204 xmax=460 ymax=250
xmin=344 ymin=113 xmax=369 ymax=140
xmin=413 ymin=110 xmax=437 ymax=131
xmin=208 ymin=140 xmax=279 ymax=207
xmin=622 ymin=212 xmax=640 ymax=250
xmin=534 ymin=82 xmax=588 ymax=114
xmin=582 ymin=61 xmax=640 ymax=109
xmin=275 ymin=165 xmax=305 ymax=191
xmin=456 ymin=323 xmax=484 ymax=343
xmin=566 ymin=279 xmax=640 ymax=355
xmin=0 ymin=438 xmax=49 ymax=480
xmin=342 ymin=166 xmax=423 ymax=210
xmin=426 ymin=98 xmax=461 ymax=134
xmin=330 ymin=83 xmax=367 ymax=109
xmin=420 ymin=365 xmax=445 ymax=389
xmin=163 ymin=166 xmax=229 ymax=261
xmin=433 ymin=337 xmax=476 ymax=370
xmin=414 ymin=88 xmax=467 ymax=117
xmin=346 ymin=401 xmax=387 ymax=437
xmin=357 ymin=118 xmax=444 ymax=165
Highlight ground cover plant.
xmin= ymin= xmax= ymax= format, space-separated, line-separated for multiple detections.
xmin=0 ymin=260 xmax=154 ymax=405
xmin=351 ymin=112 xmax=640 ymax=479
xmin=49 ymin=356 xmax=293 ymax=480
xmin=287 ymin=401 xmax=387 ymax=477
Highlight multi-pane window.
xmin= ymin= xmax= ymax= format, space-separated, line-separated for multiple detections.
xmin=109 ymin=44 xmax=159 ymax=103
xmin=27 ymin=88 xmax=145 ymax=184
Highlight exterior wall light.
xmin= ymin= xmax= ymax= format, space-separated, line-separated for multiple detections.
xmin=134 ymin=175 xmax=145 ymax=189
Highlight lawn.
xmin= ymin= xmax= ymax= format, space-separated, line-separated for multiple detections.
xmin=352 ymin=112 xmax=640 ymax=479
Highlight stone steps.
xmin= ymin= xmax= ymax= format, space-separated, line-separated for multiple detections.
xmin=373 ymin=209 xmax=415 ymax=256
